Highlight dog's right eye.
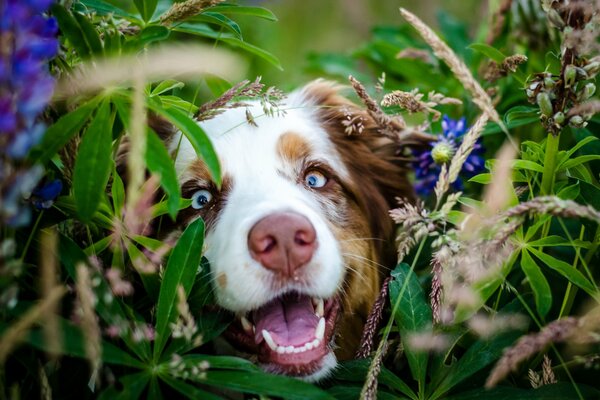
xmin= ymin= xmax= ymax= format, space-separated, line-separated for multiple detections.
xmin=191 ymin=189 xmax=213 ymax=209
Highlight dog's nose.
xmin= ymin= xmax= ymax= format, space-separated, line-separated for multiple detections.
xmin=248 ymin=212 xmax=317 ymax=277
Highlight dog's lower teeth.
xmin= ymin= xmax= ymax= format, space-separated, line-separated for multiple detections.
xmin=276 ymin=346 xmax=285 ymax=354
xmin=262 ymin=330 xmax=278 ymax=351
xmin=315 ymin=317 xmax=325 ymax=341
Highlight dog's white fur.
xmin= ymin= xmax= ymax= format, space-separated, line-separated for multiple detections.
xmin=169 ymin=89 xmax=349 ymax=313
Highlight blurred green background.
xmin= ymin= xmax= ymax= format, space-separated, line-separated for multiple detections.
xmin=238 ymin=0 xmax=485 ymax=89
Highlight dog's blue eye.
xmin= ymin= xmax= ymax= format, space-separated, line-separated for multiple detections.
xmin=305 ymin=170 xmax=328 ymax=189
xmin=191 ymin=190 xmax=213 ymax=209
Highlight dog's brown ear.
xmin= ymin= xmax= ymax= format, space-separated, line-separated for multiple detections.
xmin=299 ymin=80 xmax=416 ymax=242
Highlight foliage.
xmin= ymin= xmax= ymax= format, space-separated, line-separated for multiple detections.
xmin=1 ymin=0 xmax=599 ymax=399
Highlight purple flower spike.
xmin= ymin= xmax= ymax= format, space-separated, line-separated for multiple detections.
xmin=1 ymin=0 xmax=57 ymax=227
xmin=412 ymin=115 xmax=485 ymax=196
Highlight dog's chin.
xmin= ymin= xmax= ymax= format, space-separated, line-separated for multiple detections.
xmin=224 ymin=292 xmax=340 ymax=379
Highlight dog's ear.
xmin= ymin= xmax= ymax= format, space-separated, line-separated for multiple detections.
xmin=297 ymin=80 xmax=416 ymax=250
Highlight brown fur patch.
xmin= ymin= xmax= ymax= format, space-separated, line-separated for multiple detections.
xmin=277 ymin=131 xmax=312 ymax=163
xmin=188 ymin=159 xmax=213 ymax=183
xmin=301 ymin=80 xmax=418 ymax=359
xmin=217 ymin=273 xmax=228 ymax=289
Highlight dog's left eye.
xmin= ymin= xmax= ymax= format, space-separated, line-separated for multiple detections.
xmin=191 ymin=189 xmax=213 ymax=209
xmin=304 ymin=170 xmax=328 ymax=189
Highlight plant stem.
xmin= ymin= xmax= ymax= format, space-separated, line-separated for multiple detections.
xmin=20 ymin=211 xmax=43 ymax=261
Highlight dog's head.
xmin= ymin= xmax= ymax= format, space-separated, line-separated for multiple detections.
xmin=156 ymin=80 xmax=414 ymax=381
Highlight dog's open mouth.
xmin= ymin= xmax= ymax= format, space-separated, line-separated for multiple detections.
xmin=224 ymin=292 xmax=340 ymax=377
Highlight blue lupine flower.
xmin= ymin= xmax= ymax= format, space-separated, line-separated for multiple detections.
xmin=413 ymin=115 xmax=485 ymax=196
xmin=0 ymin=0 xmax=57 ymax=227
xmin=31 ymin=178 xmax=62 ymax=210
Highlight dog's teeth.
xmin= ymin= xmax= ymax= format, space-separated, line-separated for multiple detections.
xmin=315 ymin=317 xmax=325 ymax=341
xmin=240 ymin=316 xmax=253 ymax=333
xmin=305 ymin=341 xmax=314 ymax=350
xmin=276 ymin=346 xmax=286 ymax=354
xmin=311 ymin=338 xmax=320 ymax=348
xmin=262 ymin=330 xmax=277 ymax=351
xmin=315 ymin=298 xmax=324 ymax=317
xmin=285 ymin=345 xmax=294 ymax=354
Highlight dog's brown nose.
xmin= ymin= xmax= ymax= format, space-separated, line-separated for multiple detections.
xmin=248 ymin=212 xmax=317 ymax=277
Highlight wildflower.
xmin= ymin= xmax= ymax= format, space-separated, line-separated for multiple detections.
xmin=31 ymin=178 xmax=62 ymax=210
xmin=412 ymin=116 xmax=484 ymax=196
xmin=0 ymin=0 xmax=58 ymax=227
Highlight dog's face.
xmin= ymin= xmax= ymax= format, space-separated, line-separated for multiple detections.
xmin=164 ymin=81 xmax=412 ymax=381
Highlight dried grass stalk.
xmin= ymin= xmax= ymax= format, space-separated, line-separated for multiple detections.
xmin=160 ymin=0 xmax=224 ymax=25
xmin=40 ymin=228 xmax=62 ymax=359
xmin=486 ymin=318 xmax=578 ymax=388
xmin=381 ymin=89 xmax=461 ymax=121
xmin=126 ymin=73 xmax=147 ymax=211
xmin=434 ymin=113 xmax=489 ymax=206
xmin=76 ymin=263 xmax=102 ymax=380
xmin=399 ymin=8 xmax=503 ymax=127
xmin=356 ymin=276 xmax=392 ymax=359
xmin=360 ymin=340 xmax=388 ymax=400
xmin=0 ymin=286 xmax=66 ymax=365
xmin=54 ymin=44 xmax=243 ymax=99
xmin=567 ymin=100 xmax=600 ymax=117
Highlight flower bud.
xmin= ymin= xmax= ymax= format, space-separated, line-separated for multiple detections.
xmin=547 ymin=9 xmax=565 ymax=29
xmin=544 ymin=77 xmax=556 ymax=89
xmin=431 ymin=142 xmax=455 ymax=165
xmin=564 ymin=65 xmax=577 ymax=88
xmin=579 ymin=83 xmax=596 ymax=101
xmin=569 ymin=115 xmax=584 ymax=127
xmin=553 ymin=112 xmax=565 ymax=124
xmin=537 ymin=92 xmax=553 ymax=116
xmin=583 ymin=61 xmax=600 ymax=78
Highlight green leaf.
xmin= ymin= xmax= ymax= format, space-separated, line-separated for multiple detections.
xmin=564 ymin=135 xmax=598 ymax=159
xmin=445 ymin=383 xmax=600 ymax=400
xmin=181 ymin=354 xmax=258 ymax=371
xmin=557 ymin=182 xmax=580 ymax=200
xmin=528 ymin=247 xmax=596 ymax=296
xmin=520 ymin=250 xmax=552 ymax=317
xmin=98 ymin=372 xmax=150 ymax=400
xmin=468 ymin=43 xmax=506 ymax=63
xmin=52 ymin=4 xmax=91 ymax=58
xmin=559 ymin=154 xmax=600 ymax=170
xmin=134 ymin=0 xmax=157 ymax=21
xmin=148 ymin=98 xmax=221 ymax=187
xmin=204 ymin=75 xmax=232 ymax=96
xmin=78 ymin=0 xmax=137 ymax=19
xmin=468 ymin=173 xmax=491 ymax=184
xmin=160 ymin=375 xmax=222 ymax=400
xmin=112 ymin=166 xmax=125 ymax=216
xmin=333 ymin=359 xmax=417 ymax=400
xmin=512 ymin=159 xmax=545 ymax=173
xmin=154 ymin=218 xmax=205 ymax=359
xmin=429 ymin=330 xmax=521 ymax=400
xmin=527 ymin=235 xmax=590 ymax=248
xmin=28 ymin=320 xmax=144 ymax=368
xmin=72 ymin=11 xmax=104 ymax=56
xmin=73 ymin=100 xmax=113 ymax=222
xmin=173 ymin=24 xmax=282 ymax=70
xmin=388 ymin=263 xmax=432 ymax=388
xmin=152 ymin=80 xmax=185 ymax=96
xmin=146 ymin=129 xmax=181 ymax=219
xmin=196 ymin=371 xmax=335 ymax=400
xmin=208 ymin=5 xmax=278 ymax=21
xmin=137 ymin=25 xmax=170 ymax=46
xmin=192 ymin=12 xmax=243 ymax=39
xmin=35 ymin=96 xmax=101 ymax=164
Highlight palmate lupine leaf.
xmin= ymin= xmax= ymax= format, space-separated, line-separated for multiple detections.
xmin=73 ymin=100 xmax=113 ymax=222
xmin=153 ymin=217 xmax=205 ymax=360
xmin=389 ymin=263 xmax=432 ymax=392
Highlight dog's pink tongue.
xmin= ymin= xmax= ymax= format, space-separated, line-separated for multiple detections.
xmin=253 ymin=294 xmax=318 ymax=347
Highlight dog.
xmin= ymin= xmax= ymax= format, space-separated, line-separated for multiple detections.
xmin=151 ymin=80 xmax=415 ymax=381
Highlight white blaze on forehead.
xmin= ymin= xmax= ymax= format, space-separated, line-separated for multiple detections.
xmin=170 ymin=95 xmax=349 ymax=182
xmin=168 ymin=92 xmax=348 ymax=312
